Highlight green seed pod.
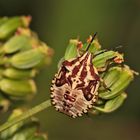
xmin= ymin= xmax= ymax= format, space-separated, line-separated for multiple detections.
xmin=99 ymin=65 xmax=134 ymax=99
xmin=102 ymin=67 xmax=122 ymax=87
xmin=64 ymin=39 xmax=78 ymax=60
xmin=0 ymin=109 xmax=24 ymax=139
xmin=0 ymin=56 xmax=8 ymax=67
xmin=20 ymin=15 xmax=32 ymax=27
xmin=16 ymin=28 xmax=41 ymax=48
xmin=64 ymin=37 xmax=101 ymax=61
xmin=0 ymin=56 xmax=8 ymax=66
xmin=10 ymin=47 xmax=49 ymax=69
xmin=0 ymin=109 xmax=40 ymax=140
xmin=0 ymin=17 xmax=25 ymax=40
xmin=0 ymin=17 xmax=8 ymax=26
xmin=3 ymin=68 xmax=37 ymax=80
xmin=2 ymin=35 xmax=32 ymax=54
xmin=93 ymin=51 xmax=124 ymax=71
xmin=0 ymin=93 xmax=10 ymax=113
xmin=91 ymin=93 xmax=127 ymax=113
xmin=9 ymin=120 xmax=39 ymax=140
xmin=82 ymin=37 xmax=101 ymax=54
xmin=0 ymin=67 xmax=4 ymax=79
xmin=0 ymin=79 xmax=36 ymax=97
xmin=16 ymin=27 xmax=32 ymax=36
xmin=99 ymin=66 xmax=122 ymax=91
xmin=35 ymin=56 xmax=52 ymax=69
xmin=34 ymin=43 xmax=54 ymax=68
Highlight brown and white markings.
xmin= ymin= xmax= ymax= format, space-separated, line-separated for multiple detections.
xmin=50 ymin=35 xmax=100 ymax=118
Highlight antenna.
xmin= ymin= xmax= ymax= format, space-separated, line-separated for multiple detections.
xmin=86 ymin=32 xmax=97 ymax=51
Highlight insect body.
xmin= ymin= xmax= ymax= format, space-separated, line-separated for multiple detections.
xmin=51 ymin=34 xmax=100 ymax=118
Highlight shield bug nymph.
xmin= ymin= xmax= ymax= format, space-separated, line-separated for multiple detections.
xmin=50 ymin=33 xmax=101 ymax=118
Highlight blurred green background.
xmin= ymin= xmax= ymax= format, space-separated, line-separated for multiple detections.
xmin=0 ymin=0 xmax=140 ymax=140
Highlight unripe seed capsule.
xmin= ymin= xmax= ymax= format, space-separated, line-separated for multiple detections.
xmin=0 ymin=68 xmax=4 ymax=79
xmin=0 ymin=17 xmax=26 ymax=40
xmin=2 ymin=35 xmax=32 ymax=54
xmin=10 ymin=47 xmax=49 ymax=69
xmin=99 ymin=65 xmax=134 ymax=99
xmin=0 ymin=17 xmax=8 ymax=26
xmin=0 ymin=94 xmax=10 ymax=113
xmin=0 ymin=109 xmax=24 ymax=139
xmin=82 ymin=38 xmax=101 ymax=54
xmin=102 ymin=67 xmax=122 ymax=88
xmin=0 ymin=79 xmax=36 ymax=97
xmin=64 ymin=39 xmax=79 ymax=60
xmin=10 ymin=121 xmax=39 ymax=140
xmin=93 ymin=51 xmax=124 ymax=70
xmin=3 ymin=68 xmax=37 ymax=80
xmin=92 ymin=93 xmax=127 ymax=113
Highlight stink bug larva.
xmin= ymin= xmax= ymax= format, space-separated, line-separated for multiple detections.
xmin=51 ymin=33 xmax=101 ymax=118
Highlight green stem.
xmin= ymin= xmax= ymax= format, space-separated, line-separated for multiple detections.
xmin=0 ymin=99 xmax=51 ymax=132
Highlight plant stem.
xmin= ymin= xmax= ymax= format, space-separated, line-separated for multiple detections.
xmin=0 ymin=99 xmax=51 ymax=132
